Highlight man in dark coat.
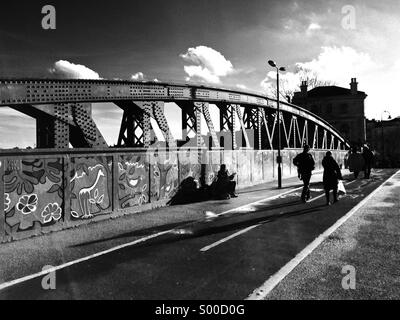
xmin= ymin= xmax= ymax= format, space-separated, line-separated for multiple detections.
xmin=293 ymin=145 xmax=315 ymax=203
xmin=322 ymin=151 xmax=343 ymax=205
xmin=362 ymin=145 xmax=374 ymax=179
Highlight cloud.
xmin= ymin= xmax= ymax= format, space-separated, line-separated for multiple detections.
xmin=180 ymin=46 xmax=234 ymax=83
xmin=131 ymin=72 xmax=144 ymax=81
xmin=49 ymin=60 xmax=101 ymax=79
xmin=261 ymin=46 xmax=378 ymax=96
xmin=236 ymin=84 xmax=247 ymax=90
xmin=307 ymin=23 xmax=321 ymax=31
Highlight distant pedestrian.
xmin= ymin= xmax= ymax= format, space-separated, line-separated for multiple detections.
xmin=322 ymin=151 xmax=343 ymax=205
xmin=347 ymin=147 xmax=365 ymax=179
xmin=293 ymin=145 xmax=315 ymax=203
xmin=362 ymin=145 xmax=374 ymax=179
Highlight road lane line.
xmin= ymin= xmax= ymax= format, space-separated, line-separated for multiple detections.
xmin=308 ymin=180 xmax=357 ymax=203
xmin=246 ymin=170 xmax=400 ymax=300
xmin=201 ymin=180 xmax=356 ymax=251
xmin=0 ymin=182 xmax=308 ymax=291
xmin=0 ymin=230 xmax=171 ymax=291
xmin=200 ymin=225 xmax=260 ymax=252
xmin=216 ymin=186 xmax=303 ymax=217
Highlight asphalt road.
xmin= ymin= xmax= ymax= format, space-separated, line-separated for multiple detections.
xmin=0 ymin=169 xmax=396 ymax=299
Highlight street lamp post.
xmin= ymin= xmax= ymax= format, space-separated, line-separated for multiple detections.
xmin=381 ymin=110 xmax=391 ymax=167
xmin=268 ymin=60 xmax=286 ymax=189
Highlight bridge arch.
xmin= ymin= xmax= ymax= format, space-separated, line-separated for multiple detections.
xmin=0 ymin=79 xmax=350 ymax=151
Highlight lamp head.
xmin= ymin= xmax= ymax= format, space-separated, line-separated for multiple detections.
xmin=279 ymin=67 xmax=286 ymax=72
xmin=268 ymin=60 xmax=276 ymax=68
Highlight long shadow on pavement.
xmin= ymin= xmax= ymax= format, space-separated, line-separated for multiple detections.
xmin=72 ymin=200 xmax=325 ymax=250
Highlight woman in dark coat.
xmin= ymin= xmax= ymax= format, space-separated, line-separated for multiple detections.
xmin=322 ymin=151 xmax=343 ymax=205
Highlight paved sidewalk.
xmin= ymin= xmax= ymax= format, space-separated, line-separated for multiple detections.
xmin=0 ymin=171 xmax=334 ymax=283
xmin=265 ymin=169 xmax=400 ymax=299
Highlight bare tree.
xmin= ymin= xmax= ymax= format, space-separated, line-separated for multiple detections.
xmin=268 ymin=68 xmax=335 ymax=103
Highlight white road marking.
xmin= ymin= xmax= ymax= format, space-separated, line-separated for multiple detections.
xmin=0 ymin=182 xmax=306 ymax=291
xmin=0 ymin=230 xmax=171 ymax=291
xmin=216 ymin=186 xmax=303 ymax=217
xmin=200 ymin=225 xmax=260 ymax=252
xmin=246 ymin=170 xmax=400 ymax=300
xmin=200 ymin=180 xmax=358 ymax=251
xmin=308 ymin=180 xmax=357 ymax=203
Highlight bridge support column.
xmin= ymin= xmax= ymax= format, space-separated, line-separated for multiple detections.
xmin=134 ymin=101 xmax=176 ymax=148
xmin=195 ymin=102 xmax=220 ymax=149
xmin=301 ymin=120 xmax=309 ymax=147
xmin=312 ymin=124 xmax=319 ymax=149
xmin=218 ymin=104 xmax=236 ymax=150
xmin=234 ymin=104 xmax=251 ymax=149
xmin=70 ymin=103 xmax=108 ymax=148
xmin=115 ymin=101 xmax=150 ymax=148
xmin=243 ymin=107 xmax=262 ymax=149
xmin=260 ymin=108 xmax=274 ymax=150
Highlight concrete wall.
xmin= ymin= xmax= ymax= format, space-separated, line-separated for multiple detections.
xmin=0 ymin=149 xmax=347 ymax=242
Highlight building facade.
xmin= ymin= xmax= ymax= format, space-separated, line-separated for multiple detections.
xmin=366 ymin=117 xmax=400 ymax=167
xmin=292 ymin=78 xmax=367 ymax=147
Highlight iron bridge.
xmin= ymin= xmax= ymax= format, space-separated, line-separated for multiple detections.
xmin=0 ymin=79 xmax=350 ymax=151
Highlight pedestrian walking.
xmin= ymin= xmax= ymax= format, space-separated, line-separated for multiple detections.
xmin=293 ymin=145 xmax=315 ymax=203
xmin=362 ymin=144 xmax=374 ymax=179
xmin=322 ymin=151 xmax=343 ymax=205
xmin=347 ymin=147 xmax=365 ymax=179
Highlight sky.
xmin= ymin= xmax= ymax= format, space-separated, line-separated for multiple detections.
xmin=0 ymin=0 xmax=399 ymax=147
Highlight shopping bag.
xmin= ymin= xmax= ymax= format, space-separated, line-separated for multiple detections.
xmin=338 ymin=180 xmax=346 ymax=195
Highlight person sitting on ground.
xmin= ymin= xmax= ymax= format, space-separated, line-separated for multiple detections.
xmin=213 ymin=164 xmax=237 ymax=199
xmin=347 ymin=147 xmax=365 ymax=179
xmin=322 ymin=151 xmax=343 ymax=206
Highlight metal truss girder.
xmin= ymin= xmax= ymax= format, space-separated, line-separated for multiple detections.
xmin=312 ymin=124 xmax=319 ymax=149
xmin=217 ymin=103 xmax=236 ymax=150
xmin=280 ymin=113 xmax=290 ymax=148
xmin=195 ymin=102 xmax=220 ymax=148
xmin=301 ymin=120 xmax=309 ymax=147
xmin=257 ymin=108 xmax=262 ymax=150
xmin=322 ymin=130 xmax=328 ymax=149
xmin=218 ymin=104 xmax=234 ymax=132
xmin=194 ymin=103 xmax=204 ymax=148
xmin=178 ymin=102 xmax=198 ymax=140
xmin=115 ymin=101 xmax=150 ymax=147
xmin=260 ymin=108 xmax=273 ymax=150
xmin=11 ymin=103 xmax=72 ymax=149
xmin=243 ymin=107 xmax=258 ymax=129
xmin=135 ymin=101 xmax=176 ymax=148
xmin=330 ymin=135 xmax=335 ymax=149
xmin=54 ymin=104 xmax=70 ymax=148
xmin=71 ymin=103 xmax=108 ymax=148
xmin=0 ymin=79 xmax=350 ymax=149
xmin=243 ymin=107 xmax=262 ymax=149
xmin=234 ymin=104 xmax=251 ymax=149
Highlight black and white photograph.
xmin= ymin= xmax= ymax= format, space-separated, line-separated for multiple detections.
xmin=0 ymin=0 xmax=399 ymax=307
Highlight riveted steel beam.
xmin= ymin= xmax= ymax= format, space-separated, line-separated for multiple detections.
xmin=0 ymin=79 xmax=350 ymax=149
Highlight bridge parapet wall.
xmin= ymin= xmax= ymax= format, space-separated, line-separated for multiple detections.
xmin=0 ymin=148 xmax=347 ymax=242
